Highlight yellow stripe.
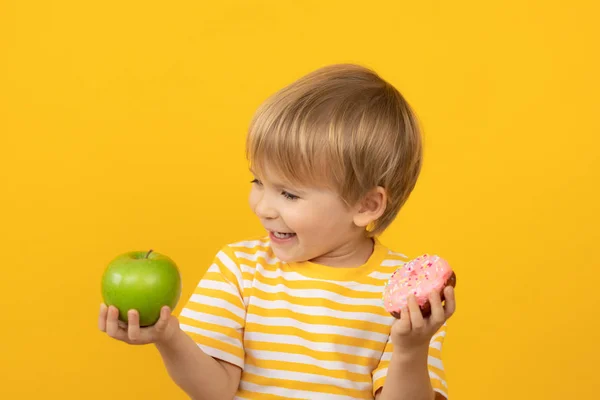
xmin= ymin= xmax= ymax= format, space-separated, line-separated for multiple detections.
xmin=242 ymin=372 xmax=372 ymax=399
xmin=179 ymin=315 xmax=241 ymax=338
xmin=431 ymin=377 xmax=447 ymax=392
xmin=184 ymin=303 xmax=245 ymax=327
xmin=248 ymin=305 xmax=390 ymax=334
xmin=245 ymin=322 xmax=386 ymax=351
xmin=191 ymin=286 xmax=244 ymax=309
xmin=360 ymin=276 xmax=394 ymax=286
xmin=375 ymin=360 xmax=389 ymax=371
xmin=252 ymin=287 xmax=389 ymax=316
xmin=428 ymin=364 xmax=446 ymax=380
xmin=428 ymin=347 xmax=442 ymax=359
xmin=245 ymin=355 xmax=370 ymax=383
xmin=236 ymin=389 xmax=289 ymax=400
xmin=253 ymin=274 xmax=383 ymax=299
xmin=242 ymin=270 xmax=255 ymax=281
xmin=185 ymin=332 xmax=244 ymax=360
xmin=245 ymin=340 xmax=379 ymax=365
xmin=242 ymin=268 xmax=394 ymax=290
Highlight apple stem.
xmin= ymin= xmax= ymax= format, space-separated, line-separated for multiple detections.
xmin=146 ymin=249 xmax=153 ymax=259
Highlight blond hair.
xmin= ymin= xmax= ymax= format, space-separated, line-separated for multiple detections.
xmin=246 ymin=64 xmax=422 ymax=236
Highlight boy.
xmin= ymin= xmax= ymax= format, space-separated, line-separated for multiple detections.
xmin=99 ymin=64 xmax=456 ymax=400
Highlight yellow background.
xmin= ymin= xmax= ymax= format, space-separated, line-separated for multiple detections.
xmin=1 ymin=1 xmax=598 ymax=399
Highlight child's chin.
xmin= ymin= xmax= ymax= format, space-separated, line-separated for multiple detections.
xmin=272 ymin=248 xmax=304 ymax=264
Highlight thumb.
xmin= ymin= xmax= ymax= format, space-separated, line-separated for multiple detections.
xmin=154 ymin=306 xmax=172 ymax=332
xmin=152 ymin=306 xmax=176 ymax=341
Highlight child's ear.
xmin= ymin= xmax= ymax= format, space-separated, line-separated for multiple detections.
xmin=353 ymin=187 xmax=387 ymax=228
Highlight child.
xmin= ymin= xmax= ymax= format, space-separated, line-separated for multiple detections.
xmin=99 ymin=64 xmax=457 ymax=400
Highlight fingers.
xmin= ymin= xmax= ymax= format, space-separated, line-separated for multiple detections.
xmin=127 ymin=310 xmax=141 ymax=342
xmin=98 ymin=303 xmax=108 ymax=331
xmin=105 ymin=306 xmax=128 ymax=341
xmin=101 ymin=305 xmax=176 ymax=345
xmin=429 ymin=291 xmax=445 ymax=324
xmin=408 ymin=295 xmax=425 ymax=331
xmin=393 ymin=305 xmax=412 ymax=335
xmin=443 ymin=286 xmax=456 ymax=319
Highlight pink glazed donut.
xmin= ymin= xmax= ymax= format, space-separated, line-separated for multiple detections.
xmin=383 ymin=254 xmax=457 ymax=318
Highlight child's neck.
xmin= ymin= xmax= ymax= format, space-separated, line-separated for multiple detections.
xmin=309 ymin=234 xmax=375 ymax=268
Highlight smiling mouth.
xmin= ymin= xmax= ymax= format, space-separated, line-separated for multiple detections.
xmin=271 ymin=231 xmax=296 ymax=239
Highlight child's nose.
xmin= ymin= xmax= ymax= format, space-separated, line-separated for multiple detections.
xmin=255 ymin=194 xmax=278 ymax=220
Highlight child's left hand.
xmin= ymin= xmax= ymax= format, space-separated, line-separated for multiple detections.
xmin=390 ymin=286 xmax=456 ymax=354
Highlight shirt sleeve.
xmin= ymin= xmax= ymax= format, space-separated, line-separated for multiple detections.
xmin=178 ymin=246 xmax=246 ymax=369
xmin=372 ymin=323 xmax=449 ymax=398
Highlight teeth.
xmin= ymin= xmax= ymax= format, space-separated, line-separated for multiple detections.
xmin=273 ymin=232 xmax=294 ymax=239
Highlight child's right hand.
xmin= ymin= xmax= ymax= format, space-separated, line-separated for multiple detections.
xmin=98 ymin=303 xmax=180 ymax=345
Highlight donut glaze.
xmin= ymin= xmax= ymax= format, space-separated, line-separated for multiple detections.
xmin=383 ymin=254 xmax=456 ymax=318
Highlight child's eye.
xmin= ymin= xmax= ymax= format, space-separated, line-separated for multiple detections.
xmin=281 ymin=191 xmax=299 ymax=200
xmin=251 ymin=178 xmax=262 ymax=186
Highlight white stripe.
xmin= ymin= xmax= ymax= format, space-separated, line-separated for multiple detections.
xmin=431 ymin=329 xmax=447 ymax=342
xmin=239 ymin=381 xmax=360 ymax=400
xmin=253 ymin=265 xmax=386 ymax=293
xmin=434 ymin=388 xmax=448 ymax=398
xmin=180 ymin=308 xmax=242 ymax=331
xmin=252 ymin=280 xmax=385 ymax=307
xmin=372 ymin=366 xmax=387 ymax=382
xmin=239 ymin=253 xmax=394 ymax=293
xmin=247 ymin=349 xmax=371 ymax=375
xmin=368 ymin=271 xmax=394 ymax=280
xmin=250 ymin=296 xmax=392 ymax=325
xmin=243 ymin=364 xmax=370 ymax=391
xmin=179 ymin=323 xmax=242 ymax=347
xmin=230 ymin=239 xmax=269 ymax=249
xmin=387 ymin=251 xmax=408 ymax=258
xmin=244 ymin=331 xmax=381 ymax=359
xmin=428 ymin=356 xmax=444 ymax=371
xmin=235 ymin=250 xmax=279 ymax=265
xmin=195 ymin=342 xmax=244 ymax=369
xmin=203 ymin=263 xmax=221 ymax=275
xmin=197 ymin=277 xmax=237 ymax=294
xmin=381 ymin=259 xmax=406 ymax=267
xmin=430 ymin=340 xmax=443 ymax=350
xmin=380 ymin=349 xmax=392 ymax=362
xmin=203 ymin=262 xmax=244 ymax=297
xmin=188 ymin=294 xmax=245 ymax=320
xmin=246 ymin=313 xmax=389 ymax=343
xmin=217 ymin=251 xmax=244 ymax=289
xmin=240 ymin=263 xmax=256 ymax=275
xmin=197 ymin=278 xmax=245 ymax=311
xmin=429 ymin=371 xmax=448 ymax=388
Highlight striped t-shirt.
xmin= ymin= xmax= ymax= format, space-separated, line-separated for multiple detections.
xmin=179 ymin=236 xmax=449 ymax=399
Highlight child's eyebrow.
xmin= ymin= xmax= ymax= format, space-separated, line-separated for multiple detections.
xmin=249 ymin=169 xmax=307 ymax=194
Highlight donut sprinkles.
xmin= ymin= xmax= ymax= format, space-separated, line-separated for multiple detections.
xmin=382 ymin=254 xmax=456 ymax=318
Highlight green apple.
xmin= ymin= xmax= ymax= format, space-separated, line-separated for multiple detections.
xmin=101 ymin=249 xmax=182 ymax=327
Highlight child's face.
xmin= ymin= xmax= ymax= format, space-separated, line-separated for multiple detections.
xmin=248 ymin=166 xmax=366 ymax=265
